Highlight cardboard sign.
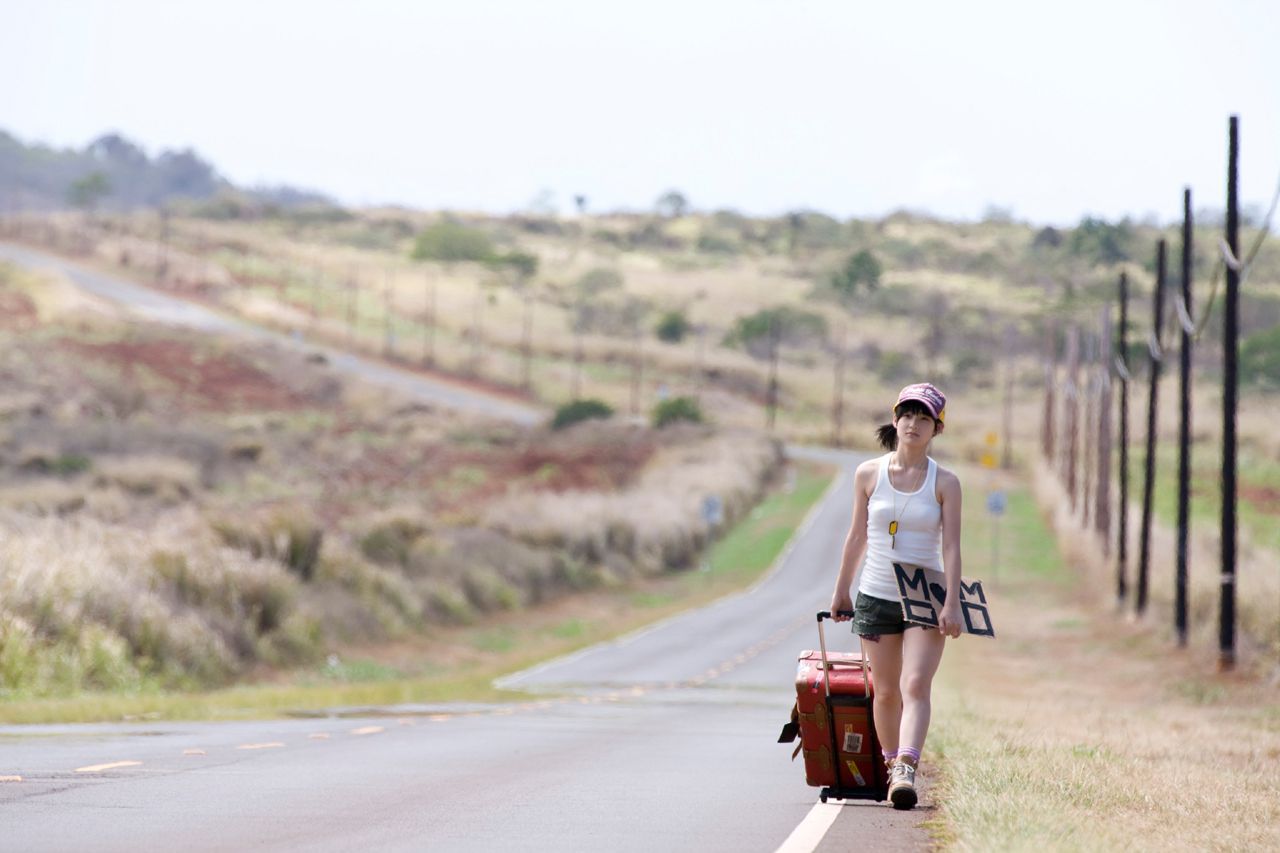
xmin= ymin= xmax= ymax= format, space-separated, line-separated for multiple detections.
xmin=892 ymin=562 xmax=996 ymax=637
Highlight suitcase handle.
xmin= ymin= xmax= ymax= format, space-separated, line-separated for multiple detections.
xmin=816 ymin=610 xmax=855 ymax=621
xmin=815 ymin=611 xmax=871 ymax=702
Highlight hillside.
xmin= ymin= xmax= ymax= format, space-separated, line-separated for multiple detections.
xmin=4 ymin=193 xmax=1279 ymax=693
xmin=0 ymin=260 xmax=782 ymax=697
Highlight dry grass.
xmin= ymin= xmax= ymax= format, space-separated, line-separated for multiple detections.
xmin=92 ymin=454 xmax=201 ymax=502
xmin=0 ymin=510 xmax=312 ymax=694
xmin=483 ymin=427 xmax=782 ymax=575
xmin=928 ymin=482 xmax=1280 ymax=851
xmin=1031 ymin=458 xmax=1280 ymax=664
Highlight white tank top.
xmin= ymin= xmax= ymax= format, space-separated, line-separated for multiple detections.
xmin=857 ymin=453 xmax=943 ymax=602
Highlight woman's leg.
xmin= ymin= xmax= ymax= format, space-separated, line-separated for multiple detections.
xmin=898 ymin=627 xmax=947 ymax=754
xmin=859 ymin=633 xmax=904 ymax=755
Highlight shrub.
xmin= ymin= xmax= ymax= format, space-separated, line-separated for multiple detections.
xmin=210 ymin=505 xmax=324 ymax=581
xmin=1067 ymin=216 xmax=1134 ymax=265
xmin=696 ymin=232 xmax=739 ymax=255
xmin=1241 ymin=325 xmax=1280 ymax=390
xmin=829 ymin=249 xmax=882 ymax=303
xmin=652 ymin=396 xmax=704 ymax=428
xmin=93 ymin=455 xmax=200 ymax=503
xmin=655 ymin=310 xmax=691 ymax=343
xmin=52 ymin=453 xmax=92 ymax=476
xmin=574 ymin=268 xmax=624 ymax=297
xmin=410 ymin=221 xmax=496 ymax=263
xmin=552 ymin=399 xmax=614 ymax=430
xmin=723 ymin=306 xmax=828 ymax=358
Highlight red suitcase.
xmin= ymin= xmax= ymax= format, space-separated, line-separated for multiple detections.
xmin=778 ymin=611 xmax=888 ymax=802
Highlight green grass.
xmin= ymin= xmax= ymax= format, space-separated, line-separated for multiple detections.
xmin=1127 ymin=445 xmax=1280 ymax=554
xmin=0 ymin=461 xmax=835 ymax=724
xmin=963 ymin=482 xmax=1069 ymax=586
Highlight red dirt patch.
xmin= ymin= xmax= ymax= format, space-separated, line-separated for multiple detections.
xmin=0 ymin=288 xmax=38 ymax=330
xmin=60 ymin=337 xmax=312 ymax=413
xmin=312 ymin=429 xmax=658 ymax=520
xmin=1239 ymin=483 xmax=1280 ymax=515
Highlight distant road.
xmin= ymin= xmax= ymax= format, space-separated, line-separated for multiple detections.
xmin=0 ymin=242 xmax=544 ymax=426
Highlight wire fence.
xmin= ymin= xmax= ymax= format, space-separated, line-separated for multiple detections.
xmin=1038 ymin=115 xmax=1279 ymax=670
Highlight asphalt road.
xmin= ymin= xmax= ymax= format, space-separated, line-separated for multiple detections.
xmin=0 ymin=246 xmax=931 ymax=851
xmin=0 ymin=242 xmax=544 ymax=426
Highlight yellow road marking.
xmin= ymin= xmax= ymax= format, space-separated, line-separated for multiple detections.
xmin=429 ymin=715 xmax=451 ymax=722
xmin=397 ymin=718 xmax=415 ymax=726
xmin=236 ymin=742 xmax=285 ymax=750
xmin=75 ymin=761 xmax=142 ymax=773
xmin=182 ymin=749 xmax=206 ymax=756
xmin=350 ymin=726 xmax=383 ymax=736
xmin=0 ymin=775 xmax=22 ymax=782
xmin=309 ymin=733 xmax=331 ymax=740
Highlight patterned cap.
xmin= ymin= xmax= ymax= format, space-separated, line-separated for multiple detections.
xmin=895 ymin=383 xmax=946 ymax=426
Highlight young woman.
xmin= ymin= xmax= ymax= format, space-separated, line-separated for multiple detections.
xmin=830 ymin=382 xmax=963 ymax=811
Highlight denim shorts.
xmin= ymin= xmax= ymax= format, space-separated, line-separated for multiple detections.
xmin=850 ymin=591 xmax=920 ymax=640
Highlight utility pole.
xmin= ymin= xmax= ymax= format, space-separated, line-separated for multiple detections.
xmin=1175 ymin=188 xmax=1194 ymax=648
xmin=1137 ymin=240 xmax=1167 ymax=618
xmin=1220 ymin=116 xmax=1240 ymax=671
xmin=1096 ymin=305 xmax=1114 ymax=553
xmin=1041 ymin=317 xmax=1057 ymax=463
xmin=1117 ymin=272 xmax=1130 ymax=603
xmin=1064 ymin=324 xmax=1080 ymax=509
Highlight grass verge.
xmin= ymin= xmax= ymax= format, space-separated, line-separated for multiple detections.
xmin=0 ymin=461 xmax=834 ymax=724
xmin=923 ymin=473 xmax=1280 ymax=851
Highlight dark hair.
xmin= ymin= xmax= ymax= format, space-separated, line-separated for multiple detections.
xmin=874 ymin=400 xmax=938 ymax=450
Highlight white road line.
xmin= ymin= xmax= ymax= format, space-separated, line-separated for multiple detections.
xmin=75 ymin=761 xmax=142 ymax=773
xmin=773 ymin=801 xmax=841 ymax=853
xmin=350 ymin=726 xmax=384 ymax=736
xmin=236 ymin=742 xmax=285 ymax=750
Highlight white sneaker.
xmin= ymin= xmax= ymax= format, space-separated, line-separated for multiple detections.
xmin=888 ymin=760 xmax=918 ymax=810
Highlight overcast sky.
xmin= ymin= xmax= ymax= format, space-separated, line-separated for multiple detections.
xmin=3 ymin=0 xmax=1278 ymax=225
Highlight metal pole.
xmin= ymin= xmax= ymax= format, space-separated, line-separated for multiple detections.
xmin=1117 ymin=272 xmax=1130 ymax=603
xmin=1175 ymin=188 xmax=1194 ymax=647
xmin=1041 ymin=318 xmax=1057 ymax=463
xmin=1220 ymin=116 xmax=1240 ymax=671
xmin=1065 ymin=324 xmax=1080 ymax=508
xmin=1096 ymin=305 xmax=1114 ymax=554
xmin=1001 ymin=325 xmax=1014 ymax=469
xmin=1137 ymin=240 xmax=1167 ymax=617
xmin=1082 ymin=331 xmax=1096 ymax=525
